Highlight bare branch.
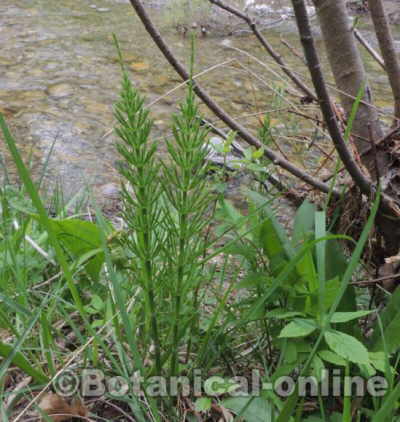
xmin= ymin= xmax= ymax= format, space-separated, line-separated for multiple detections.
xmin=208 ymin=0 xmax=317 ymax=101
xmin=367 ymin=0 xmax=400 ymax=121
xmin=128 ymin=0 xmax=339 ymax=196
xmin=354 ymin=28 xmax=385 ymax=71
xmin=292 ymin=0 xmax=372 ymax=196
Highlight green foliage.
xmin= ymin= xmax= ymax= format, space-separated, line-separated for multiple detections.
xmin=49 ymin=218 xmax=104 ymax=282
xmin=0 ymin=57 xmax=399 ymax=421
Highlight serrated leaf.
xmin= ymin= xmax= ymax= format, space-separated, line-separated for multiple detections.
xmin=324 ymin=330 xmax=369 ymax=364
xmin=279 ymin=319 xmax=317 ymax=338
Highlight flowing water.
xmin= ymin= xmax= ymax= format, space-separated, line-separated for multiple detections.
xmin=0 ymin=0 xmax=398 ymax=205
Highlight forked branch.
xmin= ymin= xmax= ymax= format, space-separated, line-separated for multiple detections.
xmin=208 ymin=0 xmax=317 ymax=101
xmin=128 ymin=0 xmax=339 ymax=196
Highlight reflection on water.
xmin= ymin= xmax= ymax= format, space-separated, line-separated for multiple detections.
xmin=0 ymin=0 xmax=396 ymax=203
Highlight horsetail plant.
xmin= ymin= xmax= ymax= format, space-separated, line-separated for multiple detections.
xmin=161 ymin=81 xmax=213 ymax=376
xmin=114 ymin=38 xmax=216 ymax=385
xmin=114 ymin=69 xmax=164 ymax=374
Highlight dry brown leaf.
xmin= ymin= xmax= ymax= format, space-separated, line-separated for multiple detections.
xmin=38 ymin=393 xmax=88 ymax=422
xmin=385 ymin=254 xmax=400 ymax=265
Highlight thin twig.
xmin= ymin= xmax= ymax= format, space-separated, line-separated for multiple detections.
xmin=322 ymin=124 xmax=400 ymax=182
xmin=128 ymin=0 xmax=340 ymax=196
xmin=351 ymin=272 xmax=400 ymax=286
xmin=280 ymin=37 xmax=307 ymax=64
xmin=209 ymin=0 xmax=317 ymax=101
xmin=354 ymin=28 xmax=385 ymax=70
xmin=201 ymin=118 xmax=304 ymax=205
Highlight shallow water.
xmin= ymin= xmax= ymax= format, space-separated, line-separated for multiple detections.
xmin=0 ymin=0 xmax=397 ymax=204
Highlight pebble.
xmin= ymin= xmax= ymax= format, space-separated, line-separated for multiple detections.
xmin=47 ymin=83 xmax=74 ymax=98
xmin=99 ymin=183 xmax=120 ymax=200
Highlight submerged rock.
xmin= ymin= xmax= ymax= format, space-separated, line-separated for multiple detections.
xmin=47 ymin=83 xmax=74 ymax=98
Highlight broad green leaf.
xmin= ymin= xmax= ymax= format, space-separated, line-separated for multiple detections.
xmin=204 ymin=378 xmax=239 ymax=396
xmin=276 ymin=128 xmax=381 ymax=422
xmin=318 ymin=350 xmax=347 ymax=366
xmin=292 ymin=200 xmax=316 ymax=247
xmin=325 ymin=238 xmax=358 ymax=335
xmin=292 ymin=200 xmax=318 ymax=290
xmin=314 ymin=210 xmax=326 ymax=285
xmin=194 ymin=397 xmax=212 ymax=412
xmin=90 ymin=294 xmax=104 ymax=311
xmin=311 ymin=354 xmax=325 ymax=382
xmin=359 ymin=362 xmax=376 ymax=378
xmin=50 ymin=218 xmax=104 ymax=281
xmin=309 ymin=277 xmax=341 ymax=316
xmin=279 ymin=319 xmax=317 ymax=338
xmin=369 ymin=351 xmax=390 ymax=373
xmin=324 ymin=330 xmax=369 ymax=364
xmin=370 ymin=287 xmax=400 ymax=354
xmin=322 ymin=277 xmax=341 ymax=311
xmin=222 ymin=397 xmax=272 ymax=422
xmin=247 ymin=190 xmax=293 ymax=256
xmin=283 ymin=341 xmax=298 ymax=364
xmin=330 ymin=310 xmax=373 ymax=323
xmin=266 ymin=309 xmax=305 ymax=319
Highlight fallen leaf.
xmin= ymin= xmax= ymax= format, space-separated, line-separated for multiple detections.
xmin=38 ymin=393 xmax=88 ymax=422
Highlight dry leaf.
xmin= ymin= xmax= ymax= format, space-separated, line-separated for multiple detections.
xmin=38 ymin=393 xmax=88 ymax=422
xmin=385 ymin=254 xmax=400 ymax=265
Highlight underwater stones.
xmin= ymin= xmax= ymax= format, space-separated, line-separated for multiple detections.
xmin=99 ymin=182 xmax=120 ymax=200
xmin=47 ymin=83 xmax=74 ymax=98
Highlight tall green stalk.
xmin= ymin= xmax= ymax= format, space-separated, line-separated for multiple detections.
xmin=115 ymin=70 xmax=163 ymax=374
xmin=161 ymin=81 xmax=212 ymax=375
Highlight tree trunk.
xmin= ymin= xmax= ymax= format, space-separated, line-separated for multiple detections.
xmin=311 ymin=0 xmax=400 ymax=256
xmin=312 ymin=0 xmax=387 ymax=173
xmin=367 ymin=0 xmax=400 ymax=122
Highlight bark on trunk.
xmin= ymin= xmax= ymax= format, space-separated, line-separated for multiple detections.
xmin=312 ymin=0 xmax=400 ymax=256
xmin=312 ymin=0 xmax=387 ymax=173
xmin=367 ymin=0 xmax=400 ymax=122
